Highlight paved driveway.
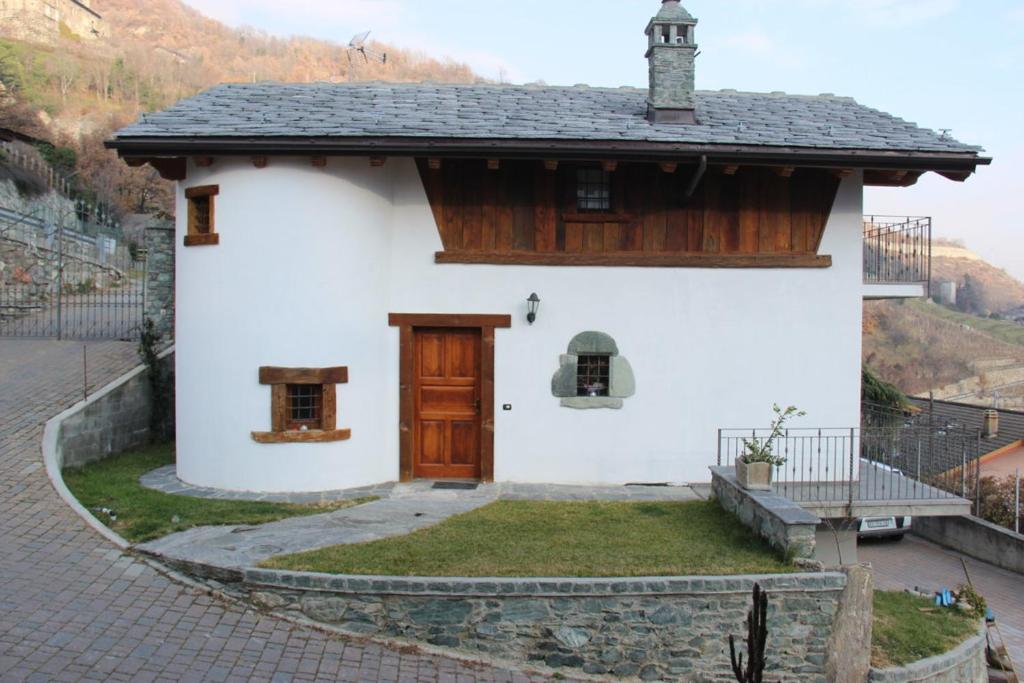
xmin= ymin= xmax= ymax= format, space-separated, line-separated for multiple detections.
xmin=861 ymin=534 xmax=1024 ymax=667
xmin=0 ymin=339 xmax=554 ymax=682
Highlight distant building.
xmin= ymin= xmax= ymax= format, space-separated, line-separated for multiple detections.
xmin=0 ymin=0 xmax=102 ymax=44
xmin=935 ymin=279 xmax=957 ymax=306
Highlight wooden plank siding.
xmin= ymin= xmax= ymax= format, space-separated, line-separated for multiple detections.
xmin=416 ymin=160 xmax=840 ymax=265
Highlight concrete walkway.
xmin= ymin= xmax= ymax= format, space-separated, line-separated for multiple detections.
xmin=140 ymin=479 xmax=700 ymax=569
xmin=0 ymin=339 xmax=566 ymax=682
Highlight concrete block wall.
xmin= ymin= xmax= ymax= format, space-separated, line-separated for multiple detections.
xmin=57 ymin=351 xmax=175 ymax=469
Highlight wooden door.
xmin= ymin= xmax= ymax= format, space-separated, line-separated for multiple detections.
xmin=413 ymin=327 xmax=482 ymax=479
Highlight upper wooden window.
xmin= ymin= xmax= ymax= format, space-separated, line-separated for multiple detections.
xmin=252 ymin=366 xmax=351 ymax=443
xmin=576 ymin=354 xmax=611 ymax=397
xmin=184 ymin=185 xmax=219 ymax=246
xmin=576 ymin=169 xmax=611 ymax=212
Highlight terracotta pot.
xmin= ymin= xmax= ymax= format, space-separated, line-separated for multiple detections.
xmin=736 ymin=457 xmax=773 ymax=491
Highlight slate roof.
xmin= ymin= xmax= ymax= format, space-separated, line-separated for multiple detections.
xmin=111 ymin=82 xmax=982 ymax=157
xmin=908 ymin=398 xmax=1024 ymax=456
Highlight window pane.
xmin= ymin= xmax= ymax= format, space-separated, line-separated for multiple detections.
xmin=576 ymin=169 xmax=611 ymax=212
xmin=576 ymin=354 xmax=611 ymax=397
xmin=287 ymin=384 xmax=322 ymax=429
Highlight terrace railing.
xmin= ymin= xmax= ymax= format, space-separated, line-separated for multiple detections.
xmin=717 ymin=422 xmax=980 ymax=510
xmin=863 ymin=215 xmax=931 ymax=288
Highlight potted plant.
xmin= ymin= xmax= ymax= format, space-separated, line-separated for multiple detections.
xmin=737 ymin=404 xmax=805 ymax=491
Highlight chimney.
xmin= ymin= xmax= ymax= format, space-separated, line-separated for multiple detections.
xmin=645 ymin=0 xmax=698 ymax=124
xmin=983 ymin=409 xmax=999 ymax=438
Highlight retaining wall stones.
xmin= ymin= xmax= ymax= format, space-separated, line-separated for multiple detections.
xmin=914 ymin=515 xmax=1024 ymax=577
xmin=174 ymin=567 xmax=864 ymax=682
xmin=711 ymin=467 xmax=819 ymax=561
xmin=56 ymin=349 xmax=174 ymax=470
xmin=868 ymin=626 xmax=987 ymax=683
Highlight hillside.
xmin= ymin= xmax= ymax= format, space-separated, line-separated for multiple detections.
xmin=0 ymin=0 xmax=481 ymax=217
xmin=930 ymin=240 xmax=1024 ymax=315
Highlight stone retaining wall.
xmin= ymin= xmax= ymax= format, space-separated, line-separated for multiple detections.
xmin=869 ymin=627 xmax=987 ymax=683
xmin=170 ymin=566 xmax=867 ymax=682
xmin=56 ymin=349 xmax=174 ymax=469
xmin=711 ymin=467 xmax=819 ymax=560
xmin=914 ymin=515 xmax=1024 ymax=576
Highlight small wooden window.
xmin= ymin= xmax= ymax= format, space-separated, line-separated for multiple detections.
xmin=184 ymin=185 xmax=219 ymax=246
xmin=286 ymin=384 xmax=322 ymax=430
xmin=576 ymin=169 xmax=611 ymax=212
xmin=252 ymin=366 xmax=351 ymax=443
xmin=576 ymin=354 xmax=611 ymax=397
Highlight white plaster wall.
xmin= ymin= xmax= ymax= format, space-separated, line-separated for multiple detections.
xmin=174 ymin=156 xmax=864 ymax=491
xmin=388 ymin=160 xmax=864 ymax=485
xmin=174 ymin=157 xmax=397 ymax=492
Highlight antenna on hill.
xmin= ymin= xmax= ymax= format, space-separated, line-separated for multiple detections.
xmin=346 ymin=31 xmax=387 ymax=82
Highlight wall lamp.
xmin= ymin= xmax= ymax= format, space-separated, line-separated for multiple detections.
xmin=526 ymin=293 xmax=541 ymax=325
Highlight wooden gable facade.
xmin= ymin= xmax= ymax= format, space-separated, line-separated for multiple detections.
xmin=418 ymin=160 xmax=841 ymax=268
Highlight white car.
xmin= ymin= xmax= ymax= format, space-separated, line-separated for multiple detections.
xmin=858 ymin=515 xmax=912 ymax=539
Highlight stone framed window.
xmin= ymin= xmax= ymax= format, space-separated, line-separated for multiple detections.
xmin=252 ymin=366 xmax=351 ymax=443
xmin=551 ymin=332 xmax=635 ymax=409
xmin=184 ymin=185 xmax=219 ymax=247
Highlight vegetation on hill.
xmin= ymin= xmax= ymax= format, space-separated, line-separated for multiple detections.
xmin=0 ymin=0 xmax=482 ymax=219
xmin=864 ymin=298 xmax=1024 ymax=395
xmin=930 ymin=239 xmax=1024 ymax=316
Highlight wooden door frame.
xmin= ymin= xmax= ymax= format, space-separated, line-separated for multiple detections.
xmin=389 ymin=313 xmax=511 ymax=483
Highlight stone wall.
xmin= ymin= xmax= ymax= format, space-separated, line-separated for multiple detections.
xmin=144 ymin=223 xmax=175 ymax=340
xmin=57 ymin=350 xmax=174 ymax=469
xmin=711 ymin=467 xmax=819 ymax=561
xmin=157 ymin=566 xmax=865 ymax=682
xmin=914 ymin=515 xmax=1024 ymax=576
xmin=0 ymin=0 xmax=103 ymax=44
xmin=869 ymin=626 xmax=987 ymax=683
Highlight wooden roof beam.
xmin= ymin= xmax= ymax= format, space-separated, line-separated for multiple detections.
xmin=658 ymin=162 xmax=678 ymax=174
xmin=722 ymin=164 xmax=739 ymax=175
xmin=311 ymin=156 xmax=327 ymax=167
xmin=370 ymin=156 xmax=387 ymax=167
xmin=427 ymin=158 xmax=442 ymax=170
xmin=487 ymin=159 xmax=500 ymax=170
xmin=543 ymin=159 xmax=559 ymax=171
xmin=602 ymin=160 xmax=618 ymax=172
xmin=252 ymin=155 xmax=268 ymax=169
xmin=193 ymin=156 xmax=214 ymax=167
xmin=774 ymin=166 xmax=795 ymax=178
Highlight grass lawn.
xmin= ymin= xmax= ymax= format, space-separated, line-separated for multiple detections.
xmin=63 ymin=443 xmax=375 ymax=543
xmin=261 ymin=499 xmax=791 ymax=577
xmin=908 ymin=299 xmax=1024 ymax=348
xmin=872 ymin=590 xmax=980 ymax=668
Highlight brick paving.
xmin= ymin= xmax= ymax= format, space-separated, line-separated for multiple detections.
xmin=0 ymin=339 xmax=559 ymax=682
xmin=862 ymin=534 xmax=1024 ymax=666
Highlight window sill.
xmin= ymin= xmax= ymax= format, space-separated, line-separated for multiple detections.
xmin=184 ymin=233 xmax=219 ymax=247
xmin=251 ymin=428 xmax=351 ymax=443
xmin=560 ymin=397 xmax=623 ymax=410
xmin=561 ymin=212 xmax=635 ymax=223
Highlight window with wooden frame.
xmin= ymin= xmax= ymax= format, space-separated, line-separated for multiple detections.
xmin=184 ymin=185 xmax=219 ymax=246
xmin=575 ymin=168 xmax=611 ymax=212
xmin=252 ymin=366 xmax=351 ymax=443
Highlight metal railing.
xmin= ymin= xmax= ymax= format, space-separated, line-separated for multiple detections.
xmin=718 ymin=422 xmax=980 ymax=508
xmin=863 ymin=215 xmax=931 ymax=288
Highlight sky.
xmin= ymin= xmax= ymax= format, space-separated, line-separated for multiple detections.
xmin=184 ymin=0 xmax=1024 ymax=279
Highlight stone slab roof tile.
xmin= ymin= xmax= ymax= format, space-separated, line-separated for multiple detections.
xmin=114 ymin=82 xmax=982 ymax=155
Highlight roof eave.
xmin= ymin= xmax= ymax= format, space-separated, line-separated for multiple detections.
xmin=105 ymin=136 xmax=990 ymax=173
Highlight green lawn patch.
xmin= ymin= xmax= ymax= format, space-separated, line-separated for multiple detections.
xmin=261 ymin=499 xmax=790 ymax=577
xmin=871 ymin=590 xmax=979 ymax=668
xmin=62 ymin=443 xmax=375 ymax=543
xmin=908 ymin=299 xmax=1024 ymax=347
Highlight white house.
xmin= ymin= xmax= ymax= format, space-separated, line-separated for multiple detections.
xmin=109 ymin=1 xmax=988 ymax=494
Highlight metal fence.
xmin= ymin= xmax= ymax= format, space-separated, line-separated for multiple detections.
xmin=863 ymin=215 xmax=931 ymax=288
xmin=0 ymin=207 xmax=146 ymax=340
xmin=718 ymin=422 xmax=980 ymax=509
